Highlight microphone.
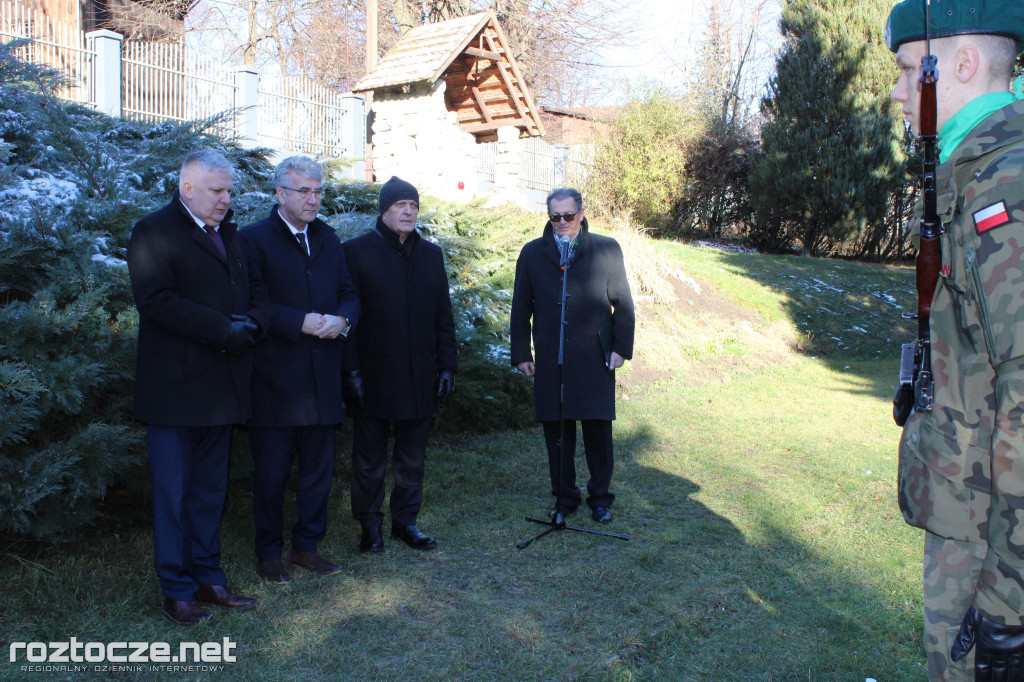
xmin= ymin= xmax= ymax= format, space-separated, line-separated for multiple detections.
xmin=557 ymin=234 xmax=571 ymax=267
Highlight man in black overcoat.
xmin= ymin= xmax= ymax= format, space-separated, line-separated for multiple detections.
xmin=510 ymin=187 xmax=635 ymax=524
xmin=127 ymin=149 xmax=269 ymax=625
xmin=238 ymin=156 xmax=360 ymax=584
xmin=341 ymin=176 xmax=458 ymax=552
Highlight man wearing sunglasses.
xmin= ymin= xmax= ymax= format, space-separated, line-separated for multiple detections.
xmin=510 ymin=187 xmax=635 ymax=524
xmin=239 ymin=156 xmax=360 ymax=583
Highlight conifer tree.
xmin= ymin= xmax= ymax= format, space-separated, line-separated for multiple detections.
xmin=748 ymin=0 xmax=904 ymax=256
xmin=0 ymin=42 xmax=271 ymax=538
xmin=0 ymin=40 xmax=534 ymax=538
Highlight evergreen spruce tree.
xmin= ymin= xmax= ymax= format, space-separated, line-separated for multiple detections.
xmin=748 ymin=0 xmax=904 ymax=256
xmin=0 ymin=42 xmax=272 ymax=538
xmin=0 ymin=40 xmax=535 ymax=538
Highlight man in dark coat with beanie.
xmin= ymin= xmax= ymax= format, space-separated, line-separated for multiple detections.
xmin=128 ymin=149 xmax=269 ymax=625
xmin=341 ymin=176 xmax=458 ymax=552
xmin=510 ymin=187 xmax=634 ymax=524
xmin=239 ymin=156 xmax=360 ymax=584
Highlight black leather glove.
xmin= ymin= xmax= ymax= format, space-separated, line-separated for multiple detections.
xmin=224 ymin=320 xmax=256 ymax=357
xmin=230 ymin=314 xmax=261 ymax=339
xmin=951 ymin=606 xmax=1024 ymax=681
xmin=435 ymin=370 xmax=455 ymax=404
xmin=342 ymin=370 xmax=365 ymax=413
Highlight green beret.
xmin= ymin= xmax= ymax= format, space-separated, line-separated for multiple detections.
xmin=885 ymin=0 xmax=1024 ymax=52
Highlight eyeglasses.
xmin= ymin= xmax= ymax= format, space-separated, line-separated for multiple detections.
xmin=281 ymin=186 xmax=325 ymax=199
xmin=549 ymin=212 xmax=577 ymax=223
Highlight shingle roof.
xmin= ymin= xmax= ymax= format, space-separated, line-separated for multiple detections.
xmin=354 ymin=11 xmax=544 ymax=139
xmin=353 ymin=13 xmax=491 ymax=92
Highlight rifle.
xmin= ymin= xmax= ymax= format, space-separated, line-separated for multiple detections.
xmin=893 ymin=0 xmax=940 ymax=427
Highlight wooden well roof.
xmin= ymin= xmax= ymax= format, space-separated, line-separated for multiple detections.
xmin=354 ymin=11 xmax=544 ymax=141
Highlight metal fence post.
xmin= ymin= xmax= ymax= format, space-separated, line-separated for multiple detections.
xmin=86 ymin=29 xmax=122 ymax=117
xmin=234 ymin=66 xmax=258 ymax=147
xmin=340 ymin=93 xmax=366 ymax=179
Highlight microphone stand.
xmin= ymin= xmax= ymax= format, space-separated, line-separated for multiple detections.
xmin=517 ymin=233 xmax=629 ymax=549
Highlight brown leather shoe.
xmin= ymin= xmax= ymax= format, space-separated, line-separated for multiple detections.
xmin=256 ymin=559 xmax=291 ymax=584
xmin=161 ymin=598 xmax=213 ymax=626
xmin=194 ymin=584 xmax=257 ymax=611
xmin=289 ymin=549 xmax=341 ymax=576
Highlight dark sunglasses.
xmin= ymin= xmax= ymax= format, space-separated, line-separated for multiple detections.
xmin=549 ymin=212 xmax=578 ymax=223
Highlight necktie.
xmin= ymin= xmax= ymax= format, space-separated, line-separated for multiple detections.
xmin=204 ymin=226 xmax=226 ymax=260
xmin=296 ymin=231 xmax=309 ymax=257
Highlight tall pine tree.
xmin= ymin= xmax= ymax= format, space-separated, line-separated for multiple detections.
xmin=748 ymin=0 xmax=904 ymax=256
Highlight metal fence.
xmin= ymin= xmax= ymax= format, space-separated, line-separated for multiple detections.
xmin=476 ymin=141 xmax=496 ymax=187
xmin=122 ymin=39 xmax=237 ymax=138
xmin=518 ymin=136 xmax=557 ymax=191
xmin=0 ymin=1 xmax=363 ymax=161
xmin=0 ymin=0 xmax=93 ymax=104
xmin=258 ymin=75 xmax=351 ymax=158
xmin=517 ymin=136 xmax=594 ymax=192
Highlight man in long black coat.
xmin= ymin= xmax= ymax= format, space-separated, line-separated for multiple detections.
xmin=127 ymin=149 xmax=269 ymax=625
xmin=510 ymin=187 xmax=634 ymax=524
xmin=238 ymin=156 xmax=360 ymax=584
xmin=341 ymin=176 xmax=458 ymax=552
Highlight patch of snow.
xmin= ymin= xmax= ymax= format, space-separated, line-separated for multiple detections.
xmin=693 ymin=240 xmax=759 ymax=254
xmin=92 ymin=253 xmax=126 ymax=267
xmin=0 ymin=171 xmax=80 ymax=218
xmin=672 ymin=269 xmax=702 ymax=294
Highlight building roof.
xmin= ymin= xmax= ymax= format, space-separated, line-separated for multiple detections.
xmin=541 ymin=106 xmax=619 ymax=124
xmin=355 ymin=11 xmax=544 ymax=140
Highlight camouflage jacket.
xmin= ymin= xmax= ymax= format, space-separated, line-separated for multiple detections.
xmin=899 ymin=99 xmax=1024 ymax=625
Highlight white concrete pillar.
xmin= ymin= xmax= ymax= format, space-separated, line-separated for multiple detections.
xmin=341 ymin=93 xmax=366 ymax=179
xmin=493 ymin=126 xmax=521 ymax=201
xmin=86 ymin=30 xmax=122 ymax=118
xmin=234 ymin=67 xmax=259 ymax=148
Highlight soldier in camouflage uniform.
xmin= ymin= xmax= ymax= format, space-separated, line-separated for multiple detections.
xmin=886 ymin=1 xmax=1024 ymax=679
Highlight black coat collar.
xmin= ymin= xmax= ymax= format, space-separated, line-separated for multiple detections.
xmin=543 ymin=217 xmax=589 ymax=266
xmin=173 ymin=190 xmax=236 ymax=263
xmin=268 ymin=204 xmax=325 ymax=260
xmin=375 ymin=216 xmax=419 ymax=256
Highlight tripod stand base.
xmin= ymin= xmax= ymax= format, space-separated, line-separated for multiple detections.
xmin=516 ymin=515 xmax=630 ymax=549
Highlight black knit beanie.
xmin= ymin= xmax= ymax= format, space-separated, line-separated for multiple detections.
xmin=378 ymin=176 xmax=419 ymax=215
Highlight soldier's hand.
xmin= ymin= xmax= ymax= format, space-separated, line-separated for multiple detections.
xmin=224 ymin=320 xmax=256 ymax=357
xmin=950 ymin=606 xmax=1024 ymax=681
xmin=435 ymin=370 xmax=455 ymax=404
xmin=342 ymin=370 xmax=365 ymax=413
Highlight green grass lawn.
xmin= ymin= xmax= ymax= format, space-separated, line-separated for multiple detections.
xmin=0 ymin=242 xmax=925 ymax=681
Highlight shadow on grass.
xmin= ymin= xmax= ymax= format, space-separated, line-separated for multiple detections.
xmin=0 ymin=417 xmax=920 ymax=680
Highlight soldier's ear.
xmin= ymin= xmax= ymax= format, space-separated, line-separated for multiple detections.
xmin=954 ymin=44 xmax=981 ymax=84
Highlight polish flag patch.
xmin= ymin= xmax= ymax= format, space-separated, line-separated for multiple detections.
xmin=973 ymin=201 xmax=1011 ymax=234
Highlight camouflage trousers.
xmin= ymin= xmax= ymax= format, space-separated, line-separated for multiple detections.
xmin=923 ymin=531 xmax=986 ymax=681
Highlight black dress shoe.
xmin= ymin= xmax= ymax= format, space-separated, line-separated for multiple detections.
xmin=359 ymin=525 xmax=384 ymax=553
xmin=195 ymin=584 xmax=257 ymax=611
xmin=592 ymin=507 xmax=612 ymax=524
xmin=549 ymin=506 xmax=578 ymax=520
xmin=391 ymin=524 xmax=438 ymax=550
xmin=256 ymin=559 xmax=291 ymax=584
xmin=162 ymin=599 xmax=212 ymax=626
xmin=290 ymin=549 xmax=341 ymax=576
